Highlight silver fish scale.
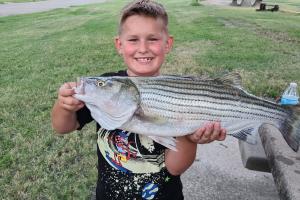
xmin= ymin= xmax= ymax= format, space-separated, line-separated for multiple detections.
xmin=131 ymin=77 xmax=289 ymax=124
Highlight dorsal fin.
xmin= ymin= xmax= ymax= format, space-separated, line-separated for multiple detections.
xmin=214 ymin=72 xmax=243 ymax=88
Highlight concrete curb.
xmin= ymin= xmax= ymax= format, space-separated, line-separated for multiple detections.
xmin=259 ymin=124 xmax=300 ymax=200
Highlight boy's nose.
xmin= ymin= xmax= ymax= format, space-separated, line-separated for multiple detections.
xmin=138 ymin=41 xmax=148 ymax=53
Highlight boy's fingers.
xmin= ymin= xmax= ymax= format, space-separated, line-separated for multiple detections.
xmin=202 ymin=122 xmax=213 ymax=139
xmin=68 ymin=82 xmax=77 ymax=88
xmin=217 ymin=129 xmax=227 ymax=141
xmin=210 ymin=122 xmax=221 ymax=140
xmin=186 ymin=127 xmax=204 ymax=143
xmin=65 ymin=97 xmax=82 ymax=105
xmin=188 ymin=122 xmax=227 ymax=144
xmin=194 ymin=127 xmax=205 ymax=140
xmin=59 ymin=83 xmax=76 ymax=97
xmin=60 ymin=99 xmax=84 ymax=111
xmin=62 ymin=95 xmax=83 ymax=106
xmin=61 ymin=103 xmax=80 ymax=111
xmin=61 ymin=103 xmax=74 ymax=111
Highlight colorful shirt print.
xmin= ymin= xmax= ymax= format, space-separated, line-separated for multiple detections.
xmin=97 ymin=128 xmax=165 ymax=174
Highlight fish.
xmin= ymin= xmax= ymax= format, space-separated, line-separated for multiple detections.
xmin=73 ymin=73 xmax=300 ymax=152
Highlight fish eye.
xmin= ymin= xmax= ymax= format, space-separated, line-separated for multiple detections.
xmin=97 ymin=80 xmax=105 ymax=87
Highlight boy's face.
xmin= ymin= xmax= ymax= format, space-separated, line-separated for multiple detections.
xmin=115 ymin=15 xmax=173 ymax=76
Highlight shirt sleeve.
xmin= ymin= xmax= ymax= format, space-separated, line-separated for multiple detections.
xmin=76 ymin=105 xmax=93 ymax=130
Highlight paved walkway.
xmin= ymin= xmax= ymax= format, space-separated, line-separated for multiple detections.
xmin=182 ymin=137 xmax=279 ymax=200
xmin=0 ymin=0 xmax=107 ymax=17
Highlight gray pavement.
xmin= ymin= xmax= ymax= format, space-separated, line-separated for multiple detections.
xmin=182 ymin=137 xmax=279 ymax=200
xmin=0 ymin=0 xmax=107 ymax=17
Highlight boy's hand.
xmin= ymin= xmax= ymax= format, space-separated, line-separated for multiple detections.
xmin=57 ymin=82 xmax=84 ymax=112
xmin=186 ymin=122 xmax=226 ymax=144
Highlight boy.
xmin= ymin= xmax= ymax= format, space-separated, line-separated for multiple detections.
xmin=51 ymin=0 xmax=226 ymax=199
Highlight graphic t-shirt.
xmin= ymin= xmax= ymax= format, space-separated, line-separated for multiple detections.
xmin=76 ymin=70 xmax=184 ymax=200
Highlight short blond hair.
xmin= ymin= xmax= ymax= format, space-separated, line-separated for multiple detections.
xmin=118 ymin=0 xmax=168 ymax=34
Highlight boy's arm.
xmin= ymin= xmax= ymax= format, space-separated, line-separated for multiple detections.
xmin=51 ymin=82 xmax=84 ymax=134
xmin=164 ymin=136 xmax=197 ymax=176
xmin=165 ymin=122 xmax=226 ymax=176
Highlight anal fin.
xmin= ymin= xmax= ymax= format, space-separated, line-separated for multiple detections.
xmin=148 ymin=136 xmax=177 ymax=151
xmin=229 ymin=127 xmax=257 ymax=145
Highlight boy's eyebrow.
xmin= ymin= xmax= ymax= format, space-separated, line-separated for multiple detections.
xmin=125 ymin=33 xmax=162 ymax=38
xmin=124 ymin=34 xmax=139 ymax=38
xmin=148 ymin=34 xmax=161 ymax=38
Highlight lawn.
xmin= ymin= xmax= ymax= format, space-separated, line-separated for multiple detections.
xmin=0 ymin=0 xmax=299 ymax=199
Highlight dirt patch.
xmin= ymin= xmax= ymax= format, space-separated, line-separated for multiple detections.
xmin=219 ymin=18 xmax=300 ymax=44
xmin=163 ymin=40 xmax=217 ymax=75
xmin=256 ymin=29 xmax=300 ymax=44
xmin=219 ymin=18 xmax=256 ymax=28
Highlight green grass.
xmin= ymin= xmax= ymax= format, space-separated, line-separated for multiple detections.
xmin=0 ymin=0 xmax=299 ymax=199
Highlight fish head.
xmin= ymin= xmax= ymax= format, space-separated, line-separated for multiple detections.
xmin=75 ymin=76 xmax=140 ymax=129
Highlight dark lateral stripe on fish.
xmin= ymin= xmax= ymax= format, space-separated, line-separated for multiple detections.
xmin=139 ymin=78 xmax=238 ymax=91
xmin=142 ymin=98 xmax=286 ymax=122
xmin=138 ymin=78 xmax=282 ymax=108
xmin=139 ymin=87 xmax=288 ymax=119
xmin=139 ymin=81 xmax=255 ymax=100
xmin=141 ymin=94 xmax=287 ymax=121
xmin=142 ymin=104 xmax=260 ymax=120
xmin=138 ymin=83 xmax=285 ymax=113
xmin=140 ymin=90 xmax=288 ymax=119
xmin=143 ymin=100 xmax=273 ymax=121
xmin=140 ymin=79 xmax=278 ymax=105
xmin=141 ymin=90 xmax=287 ymax=117
xmin=140 ymin=79 xmax=235 ymax=93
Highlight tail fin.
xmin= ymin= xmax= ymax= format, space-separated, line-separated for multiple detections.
xmin=279 ymin=105 xmax=300 ymax=152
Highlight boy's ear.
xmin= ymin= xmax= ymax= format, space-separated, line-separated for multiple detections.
xmin=114 ymin=36 xmax=122 ymax=55
xmin=165 ymin=36 xmax=174 ymax=54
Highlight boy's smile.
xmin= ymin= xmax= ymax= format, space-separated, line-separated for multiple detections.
xmin=135 ymin=57 xmax=153 ymax=64
xmin=115 ymin=15 xmax=173 ymax=76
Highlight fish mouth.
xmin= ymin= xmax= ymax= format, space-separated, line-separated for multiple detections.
xmin=135 ymin=57 xmax=153 ymax=64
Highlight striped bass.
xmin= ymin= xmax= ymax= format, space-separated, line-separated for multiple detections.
xmin=73 ymin=73 xmax=300 ymax=152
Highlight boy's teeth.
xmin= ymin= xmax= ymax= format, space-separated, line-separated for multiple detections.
xmin=137 ymin=58 xmax=151 ymax=62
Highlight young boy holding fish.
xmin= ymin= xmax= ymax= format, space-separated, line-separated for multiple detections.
xmin=51 ymin=0 xmax=226 ymax=199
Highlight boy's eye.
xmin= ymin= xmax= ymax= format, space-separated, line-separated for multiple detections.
xmin=128 ymin=39 xmax=138 ymax=42
xmin=149 ymin=38 xmax=158 ymax=41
